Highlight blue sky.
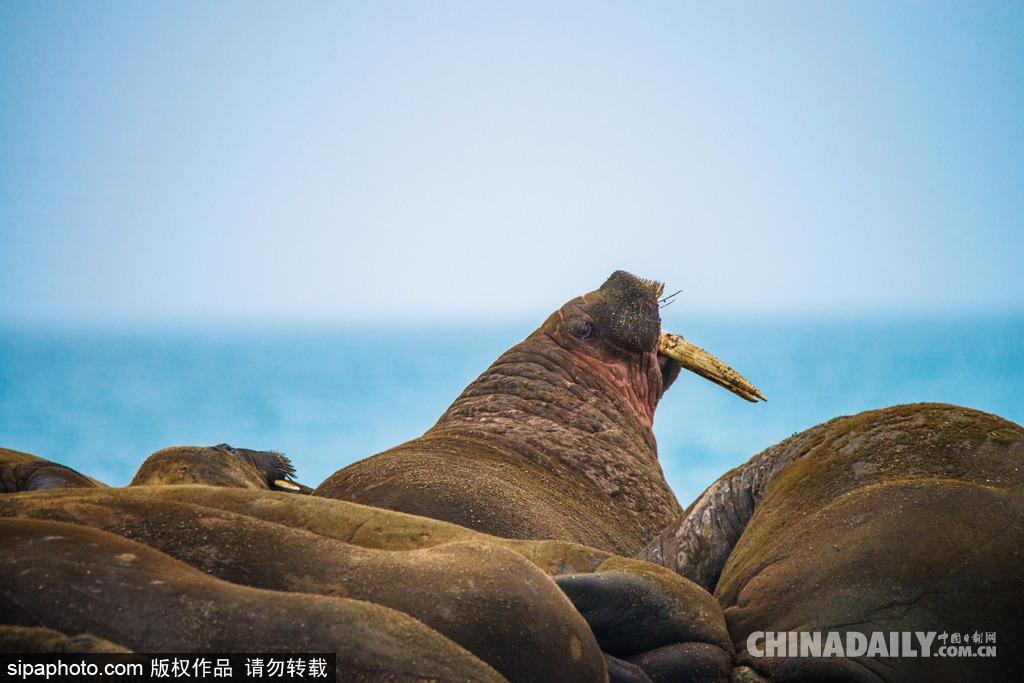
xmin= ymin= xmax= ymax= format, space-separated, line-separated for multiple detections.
xmin=2 ymin=1 xmax=1023 ymax=327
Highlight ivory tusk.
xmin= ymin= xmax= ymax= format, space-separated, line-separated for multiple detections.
xmin=659 ymin=331 xmax=766 ymax=403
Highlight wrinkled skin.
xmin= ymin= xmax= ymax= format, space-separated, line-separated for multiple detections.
xmin=2 ymin=271 xmax=751 ymax=682
xmin=316 ymin=271 xmax=685 ymax=557
xmin=6 ymin=406 xmax=1022 ymax=682
xmin=641 ymin=403 xmax=1024 ymax=682
xmin=15 ymin=274 xmax=1018 ymax=680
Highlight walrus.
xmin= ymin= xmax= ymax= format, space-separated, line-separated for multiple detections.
xmin=130 ymin=444 xmax=307 ymax=492
xmin=315 ymin=270 xmax=764 ymax=556
xmin=639 ymin=403 xmax=1024 ymax=682
xmin=0 ymin=488 xmax=607 ymax=682
xmin=0 ymin=517 xmax=507 ymax=681
xmin=3 ymin=271 xmax=763 ymax=679
xmin=0 ymin=483 xmax=739 ymax=681
xmin=1 ymin=447 xmax=104 ymax=493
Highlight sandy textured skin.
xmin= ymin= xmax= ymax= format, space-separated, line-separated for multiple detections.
xmin=0 ymin=517 xmax=505 ymax=682
xmin=0 ymin=271 xmax=755 ymax=680
xmin=316 ymin=271 xmax=686 ymax=557
xmin=641 ymin=403 xmax=1024 ymax=682
xmin=0 ymin=447 xmax=105 ymax=492
xmin=0 ymin=488 xmax=606 ymax=683
xmin=131 ymin=444 xmax=306 ymax=492
xmin=0 ymin=483 xmax=733 ymax=681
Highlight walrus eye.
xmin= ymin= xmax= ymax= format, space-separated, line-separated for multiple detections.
xmin=570 ymin=319 xmax=593 ymax=341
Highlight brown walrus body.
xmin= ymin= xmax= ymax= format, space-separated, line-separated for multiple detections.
xmin=641 ymin=403 xmax=1024 ymax=682
xmin=317 ymin=271 xmax=712 ymax=556
xmin=0 ymin=516 xmax=506 ymax=682
xmin=0 ymin=484 xmax=738 ymax=682
xmin=2 ymin=271 xmax=767 ymax=681
xmin=0 ymin=487 xmax=606 ymax=683
xmin=8 ymin=274 xmax=1020 ymax=681
xmin=1 ymin=447 xmax=105 ymax=493
xmin=130 ymin=444 xmax=307 ymax=492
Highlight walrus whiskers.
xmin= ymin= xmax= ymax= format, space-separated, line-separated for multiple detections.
xmin=637 ymin=278 xmax=666 ymax=300
xmin=658 ymin=288 xmax=683 ymax=308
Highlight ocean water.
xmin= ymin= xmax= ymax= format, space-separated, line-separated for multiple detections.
xmin=2 ymin=316 xmax=1021 ymax=508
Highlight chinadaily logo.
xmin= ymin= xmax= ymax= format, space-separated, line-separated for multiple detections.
xmin=748 ymin=631 xmax=997 ymax=658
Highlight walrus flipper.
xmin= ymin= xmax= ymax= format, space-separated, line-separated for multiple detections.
xmin=553 ymin=555 xmax=733 ymax=682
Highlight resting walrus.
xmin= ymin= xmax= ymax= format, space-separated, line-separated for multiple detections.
xmin=1 ymin=271 xmax=762 ymax=680
xmin=315 ymin=270 xmax=764 ymax=556
xmin=0 ymin=489 xmax=608 ymax=682
xmin=1 ymin=447 xmax=104 ymax=493
xmin=0 ymin=517 xmax=506 ymax=682
xmin=130 ymin=444 xmax=308 ymax=492
xmin=640 ymin=403 xmax=1024 ymax=682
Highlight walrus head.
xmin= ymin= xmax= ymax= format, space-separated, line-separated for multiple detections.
xmin=318 ymin=270 xmax=764 ymax=553
xmin=541 ymin=270 xmax=764 ymax=426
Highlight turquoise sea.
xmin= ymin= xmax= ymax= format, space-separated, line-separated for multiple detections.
xmin=2 ymin=316 xmax=1021 ymax=508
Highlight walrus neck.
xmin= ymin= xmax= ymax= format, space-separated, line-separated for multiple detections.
xmin=428 ymin=336 xmax=680 ymax=524
xmin=564 ymin=347 xmax=659 ymax=428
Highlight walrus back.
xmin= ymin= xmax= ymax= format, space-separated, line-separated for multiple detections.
xmin=315 ymin=430 xmax=655 ymax=556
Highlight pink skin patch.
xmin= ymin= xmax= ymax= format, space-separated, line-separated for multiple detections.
xmin=565 ymin=345 xmax=664 ymax=428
